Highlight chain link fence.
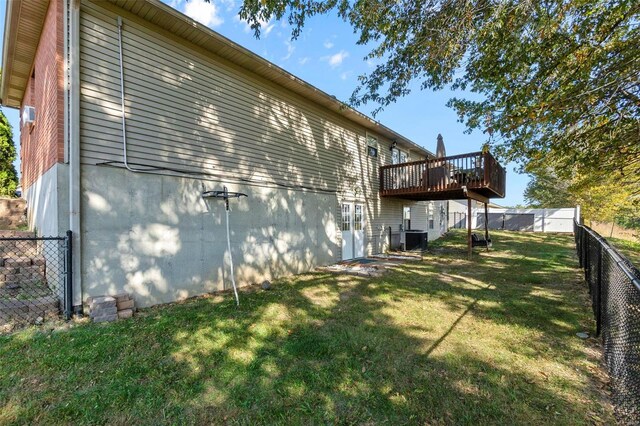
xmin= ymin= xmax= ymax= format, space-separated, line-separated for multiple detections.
xmin=0 ymin=231 xmax=72 ymax=331
xmin=574 ymin=221 xmax=640 ymax=423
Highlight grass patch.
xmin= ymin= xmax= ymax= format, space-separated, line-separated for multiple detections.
xmin=607 ymin=237 xmax=640 ymax=267
xmin=0 ymin=231 xmax=613 ymax=424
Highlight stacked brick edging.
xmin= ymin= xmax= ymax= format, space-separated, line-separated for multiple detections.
xmin=114 ymin=294 xmax=135 ymax=319
xmin=88 ymin=296 xmax=117 ymax=322
xmin=0 ymin=198 xmax=27 ymax=230
xmin=88 ymin=293 xmax=135 ymax=323
xmin=0 ymin=297 xmax=59 ymax=325
xmin=0 ymin=235 xmax=58 ymax=324
xmin=0 ymin=233 xmax=60 ymax=325
xmin=0 ymin=230 xmax=35 ymax=238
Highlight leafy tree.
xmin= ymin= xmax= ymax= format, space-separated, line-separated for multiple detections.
xmin=238 ymin=0 xmax=640 ymax=190
xmin=0 ymin=109 xmax=18 ymax=197
xmin=616 ymin=207 xmax=640 ymax=230
xmin=525 ymin=165 xmax=638 ymax=225
xmin=524 ymin=168 xmax=571 ymax=209
xmin=571 ymin=175 xmax=635 ymax=225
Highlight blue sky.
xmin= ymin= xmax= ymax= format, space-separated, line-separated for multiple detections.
xmin=0 ymin=0 xmax=529 ymax=206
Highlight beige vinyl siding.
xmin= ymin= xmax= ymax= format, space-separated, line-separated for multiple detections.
xmin=79 ymin=1 xmax=410 ymax=197
xmin=79 ymin=0 xmax=433 ymax=258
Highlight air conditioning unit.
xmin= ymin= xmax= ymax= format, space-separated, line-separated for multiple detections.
xmin=22 ymin=106 xmax=35 ymax=125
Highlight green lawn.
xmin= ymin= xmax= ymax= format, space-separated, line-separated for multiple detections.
xmin=607 ymin=236 xmax=640 ymax=267
xmin=0 ymin=231 xmax=613 ymax=424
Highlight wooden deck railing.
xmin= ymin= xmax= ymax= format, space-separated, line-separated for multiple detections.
xmin=379 ymin=151 xmax=506 ymax=199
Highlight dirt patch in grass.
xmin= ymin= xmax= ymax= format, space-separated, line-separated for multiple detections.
xmin=0 ymin=231 xmax=614 ymax=424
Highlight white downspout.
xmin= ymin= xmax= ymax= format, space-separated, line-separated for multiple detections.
xmin=63 ymin=0 xmax=69 ymax=164
xmin=68 ymin=0 xmax=82 ymax=308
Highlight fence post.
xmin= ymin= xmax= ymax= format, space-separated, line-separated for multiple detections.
xmin=596 ymin=243 xmax=602 ymax=336
xmin=574 ymin=222 xmax=580 ymax=266
xmin=64 ymin=230 xmax=73 ymax=320
xmin=580 ymin=227 xmax=587 ymax=268
xmin=580 ymin=226 xmax=585 ymax=268
xmin=584 ymin=231 xmax=590 ymax=284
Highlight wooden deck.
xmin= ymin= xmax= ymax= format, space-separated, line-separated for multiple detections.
xmin=379 ymin=152 xmax=506 ymax=201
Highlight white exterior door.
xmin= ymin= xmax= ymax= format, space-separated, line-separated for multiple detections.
xmin=341 ymin=203 xmax=365 ymax=260
xmin=353 ymin=204 xmax=365 ymax=258
xmin=341 ymin=204 xmax=353 ymax=260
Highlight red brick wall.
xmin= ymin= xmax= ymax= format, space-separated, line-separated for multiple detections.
xmin=20 ymin=0 xmax=64 ymax=191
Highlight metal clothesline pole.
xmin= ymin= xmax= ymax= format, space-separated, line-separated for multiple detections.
xmin=202 ymin=186 xmax=247 ymax=307
xmin=224 ymin=201 xmax=240 ymax=306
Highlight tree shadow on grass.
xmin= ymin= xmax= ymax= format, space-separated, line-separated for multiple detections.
xmin=0 ymin=253 xmax=612 ymax=424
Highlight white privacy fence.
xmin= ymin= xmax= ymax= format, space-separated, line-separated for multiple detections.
xmin=480 ymin=208 xmax=577 ymax=233
xmin=449 ymin=203 xmax=579 ymax=233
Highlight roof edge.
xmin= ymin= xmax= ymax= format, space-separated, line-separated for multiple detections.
xmin=1 ymin=0 xmax=18 ymax=107
xmin=0 ymin=0 xmax=51 ymax=109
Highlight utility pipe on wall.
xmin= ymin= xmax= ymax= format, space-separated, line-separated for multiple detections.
xmin=115 ymin=16 xmax=155 ymax=174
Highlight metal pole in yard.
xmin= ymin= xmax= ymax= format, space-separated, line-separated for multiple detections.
xmin=596 ymin=243 xmax=602 ymax=336
xmin=467 ymin=198 xmax=472 ymax=260
xmin=225 ymin=198 xmax=240 ymax=307
xmin=202 ymin=187 xmax=246 ymax=307
xmin=65 ymin=230 xmax=73 ymax=320
xmin=484 ymin=202 xmax=490 ymax=252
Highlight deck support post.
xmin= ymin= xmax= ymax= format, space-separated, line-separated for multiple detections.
xmin=484 ymin=202 xmax=490 ymax=252
xmin=467 ymin=198 xmax=472 ymax=260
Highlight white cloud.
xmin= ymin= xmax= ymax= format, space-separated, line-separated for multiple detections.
xmin=220 ymin=0 xmax=236 ymax=12
xmin=263 ymin=20 xmax=276 ymax=36
xmin=323 ymin=40 xmax=334 ymax=49
xmin=340 ymin=71 xmax=351 ymax=80
xmin=183 ymin=0 xmax=223 ymax=27
xmin=298 ymin=57 xmax=310 ymax=66
xmin=324 ymin=50 xmax=349 ymax=68
xmin=282 ymin=41 xmax=295 ymax=60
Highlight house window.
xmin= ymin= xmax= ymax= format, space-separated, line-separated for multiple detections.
xmin=391 ymin=148 xmax=400 ymax=164
xmin=403 ymin=206 xmax=411 ymax=230
xmin=366 ymin=134 xmax=378 ymax=158
xmin=354 ymin=204 xmax=363 ymax=231
xmin=391 ymin=148 xmax=408 ymax=164
xmin=341 ymin=204 xmax=351 ymax=231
